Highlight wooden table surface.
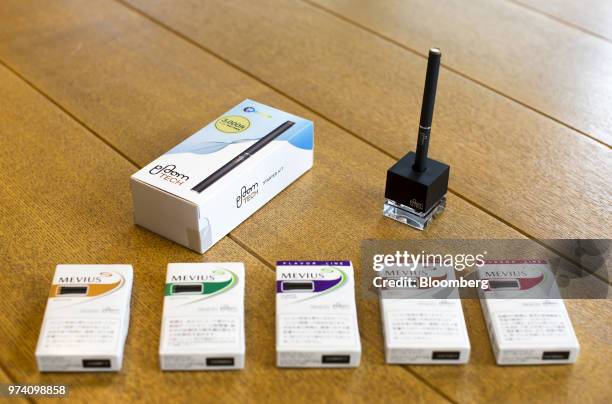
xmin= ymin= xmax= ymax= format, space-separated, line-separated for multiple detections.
xmin=0 ymin=0 xmax=610 ymax=403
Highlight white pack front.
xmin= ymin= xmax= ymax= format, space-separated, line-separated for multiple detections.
xmin=131 ymin=100 xmax=314 ymax=253
xmin=478 ymin=260 xmax=579 ymax=365
xmin=276 ymin=261 xmax=361 ymax=368
xmin=36 ymin=265 xmax=133 ymax=372
xmin=379 ymin=264 xmax=470 ymax=364
xmin=160 ymin=263 xmax=245 ymax=370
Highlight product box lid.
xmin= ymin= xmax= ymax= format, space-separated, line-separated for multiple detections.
xmin=131 ymin=100 xmax=313 ymax=205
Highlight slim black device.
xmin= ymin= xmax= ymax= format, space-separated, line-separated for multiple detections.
xmin=413 ymin=48 xmax=441 ymax=172
xmin=383 ymin=48 xmax=449 ymax=230
xmin=191 ymin=120 xmax=295 ymax=193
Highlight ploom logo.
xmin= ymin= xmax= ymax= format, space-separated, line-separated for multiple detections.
xmin=243 ymin=106 xmax=272 ymax=119
xmin=236 ymin=182 xmax=259 ymax=208
xmin=149 ymin=164 xmax=189 ymax=186
xmin=409 ymin=198 xmax=424 ymax=210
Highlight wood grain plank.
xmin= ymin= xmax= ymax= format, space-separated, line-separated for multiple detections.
xmin=512 ymin=0 xmax=612 ymax=42
xmin=0 ymin=64 xmax=448 ymax=404
xmin=417 ymin=298 xmax=612 ymax=404
xmin=1 ymin=0 xmax=610 ymax=244
xmin=0 ymin=367 xmax=15 ymax=384
xmin=0 ymin=370 xmax=29 ymax=404
xmin=109 ymin=0 xmax=612 ymax=241
xmin=0 ymin=2 xmax=610 ymax=403
xmin=0 ymin=0 xmax=524 ymax=240
xmin=309 ymin=0 xmax=612 ymax=145
xmin=0 ymin=369 xmax=13 ymax=383
xmin=0 ymin=367 xmax=29 ymax=403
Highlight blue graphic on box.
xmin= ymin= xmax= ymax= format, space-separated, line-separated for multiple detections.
xmin=166 ymin=100 xmax=313 ymax=155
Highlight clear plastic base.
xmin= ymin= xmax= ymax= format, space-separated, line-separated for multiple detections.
xmin=383 ymin=196 xmax=446 ymax=230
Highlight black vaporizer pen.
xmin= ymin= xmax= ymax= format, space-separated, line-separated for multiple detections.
xmin=413 ymin=48 xmax=441 ymax=172
xmin=383 ymin=48 xmax=449 ymax=230
xmin=191 ymin=120 xmax=295 ymax=193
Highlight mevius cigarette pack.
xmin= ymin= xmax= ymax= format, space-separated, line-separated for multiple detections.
xmin=379 ymin=264 xmax=470 ymax=364
xmin=478 ymin=260 xmax=579 ymax=365
xmin=35 ymin=265 xmax=133 ymax=372
xmin=160 ymin=263 xmax=245 ymax=370
xmin=131 ymin=100 xmax=314 ymax=254
xmin=276 ymin=261 xmax=361 ymax=367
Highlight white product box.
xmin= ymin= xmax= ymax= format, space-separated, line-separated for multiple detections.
xmin=160 ymin=263 xmax=245 ymax=370
xmin=378 ymin=264 xmax=470 ymax=364
xmin=35 ymin=265 xmax=133 ymax=372
xmin=276 ymin=261 xmax=361 ymax=368
xmin=131 ymin=100 xmax=314 ymax=254
xmin=478 ymin=260 xmax=580 ymax=365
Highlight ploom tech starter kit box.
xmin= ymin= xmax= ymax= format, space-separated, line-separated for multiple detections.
xmin=160 ymin=263 xmax=245 ymax=370
xmin=478 ymin=260 xmax=579 ymax=365
xmin=35 ymin=265 xmax=133 ymax=372
xmin=276 ymin=261 xmax=361 ymax=368
xmin=131 ymin=100 xmax=314 ymax=254
xmin=379 ymin=264 xmax=470 ymax=364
